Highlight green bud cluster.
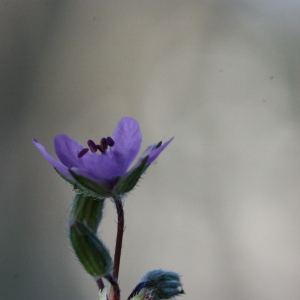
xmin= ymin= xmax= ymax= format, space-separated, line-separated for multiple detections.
xmin=143 ymin=270 xmax=184 ymax=300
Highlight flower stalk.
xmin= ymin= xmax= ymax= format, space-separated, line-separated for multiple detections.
xmin=108 ymin=195 xmax=124 ymax=300
xmin=112 ymin=195 xmax=125 ymax=280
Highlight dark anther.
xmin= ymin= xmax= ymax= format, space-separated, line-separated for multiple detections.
xmin=101 ymin=138 xmax=108 ymax=149
xmin=78 ymin=136 xmax=115 ymax=157
xmin=106 ymin=136 xmax=115 ymax=147
xmin=87 ymin=140 xmax=97 ymax=153
xmin=98 ymin=144 xmax=105 ymax=153
xmin=99 ymin=137 xmax=108 ymax=153
xmin=77 ymin=148 xmax=89 ymax=158
xmin=156 ymin=141 xmax=162 ymax=148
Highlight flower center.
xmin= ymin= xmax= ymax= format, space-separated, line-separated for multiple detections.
xmin=77 ymin=137 xmax=115 ymax=158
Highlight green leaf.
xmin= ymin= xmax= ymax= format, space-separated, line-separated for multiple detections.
xmin=70 ymin=221 xmax=112 ymax=277
xmin=113 ymin=157 xmax=148 ymax=195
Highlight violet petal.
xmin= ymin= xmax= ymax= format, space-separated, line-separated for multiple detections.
xmin=78 ymin=152 xmax=124 ymax=184
xmin=147 ymin=137 xmax=174 ymax=165
xmin=110 ymin=117 xmax=142 ymax=174
xmin=54 ymin=134 xmax=87 ymax=169
xmin=32 ymin=138 xmax=72 ymax=179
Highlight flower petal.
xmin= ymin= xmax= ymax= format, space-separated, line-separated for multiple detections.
xmin=76 ymin=153 xmax=123 ymax=184
xmin=32 ymin=138 xmax=71 ymax=179
xmin=54 ymin=134 xmax=86 ymax=169
xmin=110 ymin=117 xmax=142 ymax=174
xmin=54 ymin=134 xmax=113 ymax=182
xmin=147 ymin=137 xmax=174 ymax=165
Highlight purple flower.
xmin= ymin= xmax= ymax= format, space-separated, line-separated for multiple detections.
xmin=33 ymin=117 xmax=173 ymax=196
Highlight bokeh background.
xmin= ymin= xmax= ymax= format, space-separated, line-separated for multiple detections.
xmin=1 ymin=1 xmax=300 ymax=299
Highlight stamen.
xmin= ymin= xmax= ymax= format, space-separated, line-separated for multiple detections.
xmin=78 ymin=136 xmax=115 ymax=157
xmin=77 ymin=148 xmax=89 ymax=158
xmin=98 ymin=138 xmax=107 ymax=153
xmin=87 ymin=140 xmax=97 ymax=153
xmin=106 ymin=136 xmax=115 ymax=147
xmin=97 ymin=145 xmax=103 ymax=153
xmin=101 ymin=138 xmax=108 ymax=151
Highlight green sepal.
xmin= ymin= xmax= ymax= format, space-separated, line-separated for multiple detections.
xmin=70 ymin=193 xmax=105 ymax=233
xmin=69 ymin=169 xmax=113 ymax=198
xmin=70 ymin=221 xmax=112 ymax=277
xmin=113 ymin=156 xmax=148 ymax=195
xmin=54 ymin=168 xmax=76 ymax=186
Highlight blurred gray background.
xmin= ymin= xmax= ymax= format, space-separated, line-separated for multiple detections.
xmin=1 ymin=1 xmax=300 ymax=299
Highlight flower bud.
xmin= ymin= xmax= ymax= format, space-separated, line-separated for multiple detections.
xmin=141 ymin=269 xmax=184 ymax=300
xmin=70 ymin=193 xmax=105 ymax=233
xmin=70 ymin=221 xmax=112 ymax=277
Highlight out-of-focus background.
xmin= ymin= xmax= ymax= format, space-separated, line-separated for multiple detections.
xmin=1 ymin=1 xmax=300 ymax=299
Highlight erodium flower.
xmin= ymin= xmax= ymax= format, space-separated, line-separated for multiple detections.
xmin=33 ymin=117 xmax=173 ymax=197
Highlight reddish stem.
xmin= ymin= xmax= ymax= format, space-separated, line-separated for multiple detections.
xmin=108 ymin=195 xmax=124 ymax=300
xmin=113 ymin=196 xmax=124 ymax=279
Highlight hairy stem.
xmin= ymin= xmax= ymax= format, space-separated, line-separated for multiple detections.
xmin=109 ymin=195 xmax=124 ymax=300
xmin=113 ymin=196 xmax=124 ymax=279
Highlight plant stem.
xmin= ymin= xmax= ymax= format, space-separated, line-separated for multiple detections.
xmin=109 ymin=195 xmax=124 ymax=300
xmin=106 ymin=273 xmax=121 ymax=300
